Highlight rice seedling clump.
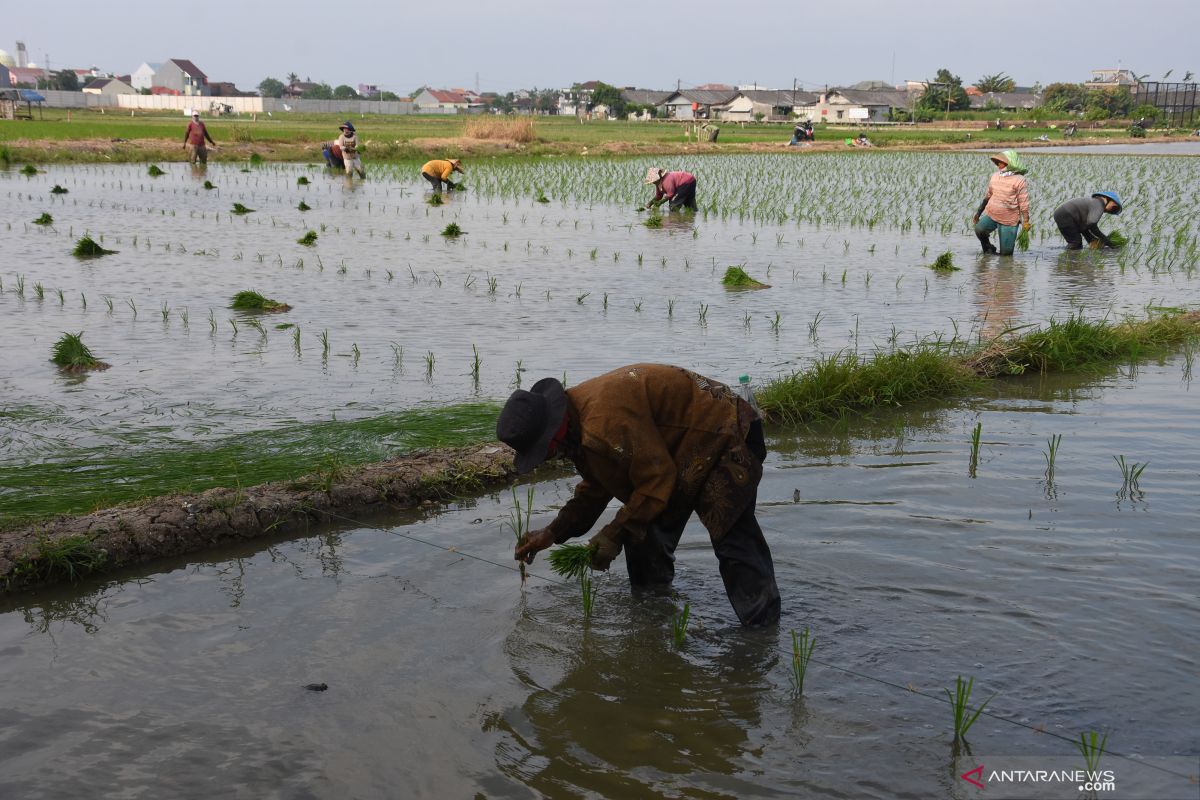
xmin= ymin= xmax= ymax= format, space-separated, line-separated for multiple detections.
xmin=72 ymin=235 xmax=117 ymax=257
xmin=297 ymin=176 xmax=310 ymax=186
xmin=297 ymin=200 xmax=311 ymax=212
xmin=1016 ymin=226 xmax=1031 ymax=251
xmin=643 ymin=213 xmax=663 ymax=228
xmin=51 ymin=331 xmax=110 ymax=372
xmin=441 ymin=222 xmax=465 ymax=238
xmin=50 ymin=184 xmax=68 ymax=194
xmin=231 ymin=203 xmax=255 ymax=215
xmin=229 ymin=290 xmax=291 ymax=313
xmin=928 ymin=251 xmax=958 ymax=272
xmin=1107 ymin=230 xmax=1128 ymax=247
xmin=722 ymin=266 xmax=770 ymax=289
xmin=535 ymin=190 xmax=550 ymax=204
xmin=203 ymin=180 xmax=215 ymax=190
xmin=548 ymin=543 xmax=597 ymax=580
xmin=147 ymin=165 xmax=166 ymax=177
xmin=297 ymin=230 xmax=318 ymax=246
xmin=20 ymin=164 xmax=38 ymax=176
xmin=427 ymin=192 xmax=444 ymax=206
xmin=33 ymin=213 xmax=53 ymax=226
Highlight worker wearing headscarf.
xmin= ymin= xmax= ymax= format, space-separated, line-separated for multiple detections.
xmin=972 ymin=150 xmax=1030 ymax=255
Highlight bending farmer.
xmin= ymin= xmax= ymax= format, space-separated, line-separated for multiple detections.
xmin=335 ymin=122 xmax=366 ymax=179
xmin=499 ymin=364 xmax=780 ymax=627
xmin=421 ymin=159 xmax=464 ymax=192
xmin=1052 ymin=192 xmax=1123 ymax=250
xmin=973 ymin=150 xmax=1030 ymax=255
xmin=183 ymin=111 xmax=217 ymax=165
xmin=643 ymin=168 xmax=698 ymax=212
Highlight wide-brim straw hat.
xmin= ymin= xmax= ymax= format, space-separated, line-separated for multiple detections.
xmin=644 ymin=167 xmax=665 ymax=184
xmin=496 ymin=378 xmax=567 ymax=474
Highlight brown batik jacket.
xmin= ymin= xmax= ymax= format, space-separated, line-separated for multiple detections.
xmin=546 ymin=364 xmax=762 ymax=547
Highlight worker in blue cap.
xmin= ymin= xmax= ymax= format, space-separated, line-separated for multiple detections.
xmin=334 ymin=121 xmax=366 ymax=179
xmin=1052 ymin=192 xmax=1123 ymax=249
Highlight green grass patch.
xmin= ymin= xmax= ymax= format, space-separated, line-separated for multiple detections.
xmin=33 ymin=212 xmax=53 ymax=226
xmin=72 ymin=235 xmax=116 ymax=257
xmin=6 ymin=533 xmax=107 ymax=588
xmin=50 ymin=331 xmax=109 ymax=372
xmin=0 ymin=402 xmax=502 ymax=522
xmin=230 ymin=290 xmax=290 ymax=312
xmin=297 ymin=230 xmax=318 ymax=246
xmin=231 ymin=203 xmax=255 ymax=215
xmin=722 ymin=266 xmax=770 ymax=289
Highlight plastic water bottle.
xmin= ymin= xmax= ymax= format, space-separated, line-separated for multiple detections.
xmin=738 ymin=374 xmax=760 ymax=414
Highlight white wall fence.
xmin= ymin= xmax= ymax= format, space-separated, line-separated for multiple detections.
xmin=32 ymin=91 xmax=424 ymax=116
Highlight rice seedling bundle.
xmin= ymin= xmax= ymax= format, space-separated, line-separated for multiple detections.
xmin=297 ymin=176 xmax=310 ymax=185
xmin=20 ymin=164 xmax=38 ymax=176
xmin=50 ymin=332 xmax=110 ymax=372
xmin=72 ymin=236 xmax=117 ymax=258
xmin=33 ymin=213 xmax=53 ymax=226
xmin=427 ymin=193 xmax=444 ymax=206
xmin=928 ymin=251 xmax=958 ymax=272
xmin=547 ymin=543 xmax=596 ymax=580
xmin=297 ymin=230 xmax=318 ymax=246
xmin=441 ymin=222 xmax=465 ymax=238
xmin=297 ymin=201 xmax=311 ymax=212
xmin=202 ymin=180 xmax=215 ymax=190
xmin=722 ymin=266 xmax=770 ymax=289
xmin=147 ymin=165 xmax=166 ymax=177
xmin=643 ymin=214 xmax=663 ymax=228
xmin=1107 ymin=230 xmax=1128 ymax=247
xmin=229 ymin=290 xmax=291 ymax=312
xmin=231 ymin=203 xmax=255 ymax=214
xmin=50 ymin=185 xmax=69 ymax=194
xmin=1016 ymin=225 xmax=1031 ymax=250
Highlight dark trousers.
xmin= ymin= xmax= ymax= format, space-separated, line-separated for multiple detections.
xmin=624 ymin=423 xmax=780 ymax=627
xmin=668 ymin=181 xmax=698 ymax=212
xmin=1054 ymin=211 xmax=1090 ymax=250
xmin=422 ymin=172 xmax=449 ymax=191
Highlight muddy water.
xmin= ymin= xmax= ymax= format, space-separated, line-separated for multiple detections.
xmin=1 ymin=358 xmax=1197 ymax=798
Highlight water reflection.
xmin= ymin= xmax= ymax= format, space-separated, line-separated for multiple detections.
xmin=495 ymin=606 xmax=780 ymax=797
xmin=1052 ymin=249 xmax=1117 ymax=298
xmin=971 ymin=258 xmax=1027 ymax=338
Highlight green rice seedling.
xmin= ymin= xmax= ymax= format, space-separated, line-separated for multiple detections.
xmin=580 ymin=574 xmax=596 ymax=617
xmin=535 ymin=190 xmax=550 ymax=204
xmin=487 ymin=275 xmax=498 ymax=295
xmin=667 ymin=298 xmax=676 ymax=318
xmin=463 ymin=273 xmax=477 ymax=289
xmin=180 ymin=307 xmax=189 ymax=328
xmin=722 ymin=266 xmax=770 ymax=289
xmin=671 ymin=602 xmax=691 ymax=648
xmin=427 ymin=192 xmax=444 ymax=206
xmin=297 ymin=230 xmax=318 ymax=246
xmin=929 ymin=251 xmax=958 ymax=272
xmin=338 ymin=261 xmax=348 ymax=276
xmin=229 ymin=318 xmax=238 ymax=336
xmin=441 ymin=222 xmax=465 ymax=238
xmin=386 ymin=270 xmax=395 ymax=281
xmin=33 ymin=212 xmax=53 ymax=226
xmin=147 ymin=164 xmax=166 ymax=177
xmin=33 ymin=282 xmax=44 ymax=301
xmin=160 ymin=301 xmax=170 ymax=322
xmin=50 ymin=184 xmax=68 ymax=194
xmin=390 ymin=342 xmax=404 ymax=368
xmin=1077 ymin=730 xmax=1108 ymax=776
xmin=1106 ymin=231 xmax=1127 ymax=248
xmin=603 ymin=292 xmax=609 ymax=310
xmin=969 ymin=422 xmax=982 ymax=478
xmin=56 ymin=288 xmax=64 ymax=306
xmin=72 ymin=235 xmax=117 ymax=257
xmin=80 ymin=292 xmax=86 ymax=310
xmin=547 ymin=543 xmax=596 ymax=580
xmin=104 ymin=295 xmax=114 ymax=314
xmin=634 ymin=300 xmax=643 ymax=313
xmin=808 ymin=311 xmax=824 ymax=341
xmin=351 ymin=343 xmax=360 ymax=363
xmin=1044 ymin=434 xmax=1063 ymax=479
xmin=576 ymin=292 xmax=589 ymax=305
xmin=126 ymin=298 xmax=137 ymax=317
xmin=249 ymin=153 xmax=264 ymax=165
xmin=320 ymin=329 xmax=330 ymax=357
xmin=470 ymin=344 xmax=481 ymax=381
xmin=1017 ymin=225 xmax=1031 ymax=251
xmin=207 ymin=308 xmax=216 ymax=332
xmin=20 ymin=164 xmax=38 ymax=176
xmin=507 ymin=485 xmax=535 ymax=584
xmin=768 ymin=311 xmax=782 ymax=332
xmin=945 ymin=675 xmax=994 ymax=747
xmin=698 ymin=303 xmax=709 ymax=323
xmin=229 ymin=290 xmax=291 ymax=312
xmin=297 ymin=176 xmax=310 ymax=186
xmin=589 ymin=247 xmax=598 ymax=260
xmin=292 ymin=326 xmax=302 ymax=353
xmin=297 ymin=200 xmax=312 ymax=212
xmin=245 ymin=317 xmax=266 ymax=338
xmin=50 ymin=331 xmax=109 ymax=372
xmin=15 ymin=275 xmax=25 ymax=297
xmin=512 ymin=359 xmax=523 ymax=388
xmin=424 ymin=350 xmax=435 ymax=378
xmin=203 ymin=180 xmax=215 ymax=190
xmin=743 ymin=311 xmax=752 ymax=328
xmin=231 ymin=203 xmax=255 ymax=215
xmin=643 ymin=213 xmax=663 ymax=228
xmin=1114 ymin=455 xmax=1148 ymax=495
xmin=790 ymin=627 xmax=816 ymax=698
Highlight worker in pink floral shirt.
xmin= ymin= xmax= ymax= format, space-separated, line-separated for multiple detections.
xmin=643 ymin=167 xmax=698 ymax=212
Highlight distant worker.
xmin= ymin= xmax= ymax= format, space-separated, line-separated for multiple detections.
xmin=500 ymin=364 xmax=780 ymax=627
xmin=1052 ymin=192 xmax=1123 ymax=250
xmin=854 ymin=132 xmax=872 ymax=147
xmin=972 ymin=150 xmax=1030 ymax=255
xmin=420 ymin=159 xmax=464 ymax=192
xmin=789 ymin=120 xmax=814 ymax=145
xmin=643 ymin=167 xmax=698 ymax=212
xmin=335 ymin=122 xmax=366 ymax=179
xmin=183 ymin=111 xmax=217 ymax=165
xmin=322 ymin=142 xmax=344 ymax=170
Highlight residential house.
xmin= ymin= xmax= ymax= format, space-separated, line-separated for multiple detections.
xmin=718 ymin=89 xmax=817 ymax=121
xmin=7 ymin=66 xmax=45 ymax=88
xmin=1085 ymin=69 xmax=1140 ymax=91
xmin=82 ymin=77 xmax=137 ymax=96
xmin=131 ymin=62 xmax=161 ymax=91
xmin=153 ymin=59 xmax=209 ymax=97
xmin=968 ymin=92 xmax=1041 ymax=112
xmin=662 ymin=88 xmax=739 ymax=119
xmin=619 ymin=88 xmax=672 ymax=118
xmin=208 ymin=81 xmax=251 ymax=97
xmin=812 ymin=88 xmax=910 ymax=122
xmin=558 ymin=81 xmax=602 ymax=116
xmin=414 ymin=88 xmax=471 ymax=112
xmin=358 ymin=84 xmax=379 ymax=97
xmin=283 ymin=81 xmax=321 ymax=98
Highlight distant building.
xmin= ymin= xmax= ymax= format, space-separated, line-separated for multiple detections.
xmin=358 ymin=83 xmax=379 ymax=97
xmin=968 ymin=92 xmax=1041 ymax=112
xmin=283 ymin=81 xmax=321 ymax=98
xmin=82 ymin=77 xmax=136 ymax=96
xmin=414 ymin=88 xmax=471 ymax=112
xmin=153 ymin=58 xmax=209 ymax=97
xmin=1085 ymin=69 xmax=1140 ymax=91
xmin=718 ymin=89 xmax=817 ymax=121
xmin=661 ymin=88 xmax=739 ymax=119
xmin=6 ymin=66 xmax=44 ymax=88
xmin=619 ymin=88 xmax=672 ymax=118
xmin=558 ymin=81 xmax=602 ymax=116
xmin=208 ymin=81 xmax=251 ymax=97
xmin=131 ymin=62 xmax=162 ymax=91
xmin=812 ymin=88 xmax=910 ymax=122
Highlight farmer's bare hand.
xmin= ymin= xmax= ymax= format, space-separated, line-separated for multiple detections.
xmin=515 ymin=527 xmax=554 ymax=564
xmin=1022 ymin=222 xmax=1031 ymax=232
xmin=1088 ymin=240 xmax=1102 ymax=250
xmin=588 ymin=532 xmax=622 ymax=572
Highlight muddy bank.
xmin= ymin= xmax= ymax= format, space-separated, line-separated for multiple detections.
xmin=0 ymin=442 xmax=528 ymax=595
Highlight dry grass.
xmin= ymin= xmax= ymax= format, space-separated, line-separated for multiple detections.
xmin=463 ymin=117 xmax=537 ymax=143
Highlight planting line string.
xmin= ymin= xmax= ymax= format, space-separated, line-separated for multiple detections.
xmin=298 ymin=506 xmax=1192 ymax=781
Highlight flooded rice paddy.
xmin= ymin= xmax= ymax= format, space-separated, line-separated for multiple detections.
xmin=1 ymin=153 xmax=1198 ymax=797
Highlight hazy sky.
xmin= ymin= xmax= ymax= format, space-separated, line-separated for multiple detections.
xmin=6 ymin=0 xmax=1197 ymax=94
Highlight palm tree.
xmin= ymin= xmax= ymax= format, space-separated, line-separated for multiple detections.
xmin=286 ymin=72 xmax=299 ymax=87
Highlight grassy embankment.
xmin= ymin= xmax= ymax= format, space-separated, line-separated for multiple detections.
xmin=0 ymin=111 xmax=1143 ymax=164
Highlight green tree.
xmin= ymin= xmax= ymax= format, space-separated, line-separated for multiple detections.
xmin=42 ymin=70 xmax=80 ymax=91
xmin=286 ymin=72 xmax=299 ymax=86
xmin=333 ymin=84 xmax=357 ymax=99
xmin=258 ymin=77 xmax=285 ymax=98
xmin=918 ymin=68 xmax=969 ymax=114
xmin=976 ymin=73 xmax=1015 ymax=93
xmin=301 ymin=83 xmax=334 ymax=100
xmin=1084 ymin=87 xmax=1134 ymax=119
xmin=380 ymin=91 xmax=401 ymax=101
xmin=588 ymin=81 xmax=627 ymax=118
xmin=1040 ymin=82 xmax=1089 ymax=112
